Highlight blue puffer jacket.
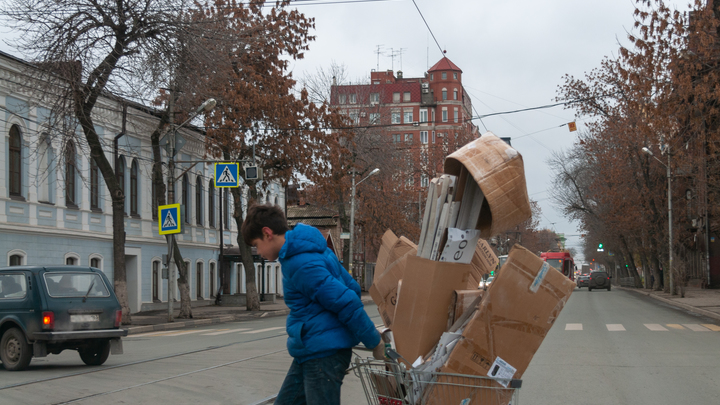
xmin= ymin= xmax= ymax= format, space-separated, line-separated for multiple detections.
xmin=279 ymin=224 xmax=380 ymax=363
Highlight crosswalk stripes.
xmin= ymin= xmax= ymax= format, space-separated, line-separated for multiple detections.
xmin=702 ymin=324 xmax=720 ymax=331
xmin=565 ymin=323 xmax=583 ymax=331
xmin=683 ymin=324 xmax=711 ymax=331
xmin=644 ymin=324 xmax=668 ymax=331
xmin=563 ymin=323 xmax=720 ymax=332
xmin=606 ymin=324 xmax=626 ymax=331
xmin=666 ymin=324 xmax=685 ymax=330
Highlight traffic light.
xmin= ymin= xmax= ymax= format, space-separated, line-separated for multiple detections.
xmin=490 ymin=270 xmax=495 ymax=276
xmin=597 ymin=243 xmax=604 ymax=252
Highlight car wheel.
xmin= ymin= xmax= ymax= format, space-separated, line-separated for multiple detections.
xmin=79 ymin=340 xmax=111 ymax=366
xmin=1 ymin=327 xmax=33 ymax=371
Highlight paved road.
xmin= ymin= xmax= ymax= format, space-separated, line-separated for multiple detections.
xmin=2 ymin=291 xmax=719 ymax=404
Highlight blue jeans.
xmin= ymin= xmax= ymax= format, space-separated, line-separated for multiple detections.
xmin=275 ymin=349 xmax=352 ymax=405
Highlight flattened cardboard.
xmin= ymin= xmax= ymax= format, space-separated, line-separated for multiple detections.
xmin=440 ymin=244 xmax=575 ymax=381
xmin=444 ymin=132 xmax=532 ymax=238
xmin=466 ymin=239 xmax=499 ymax=289
xmin=370 ymin=255 xmax=411 ymax=328
xmin=447 ymin=289 xmax=484 ymax=330
xmin=392 ymin=255 xmax=473 ymax=364
xmin=374 ymin=230 xmax=417 ymax=283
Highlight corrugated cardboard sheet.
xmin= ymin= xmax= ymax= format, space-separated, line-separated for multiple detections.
xmin=392 ymin=255 xmax=472 ymax=365
xmin=447 ymin=289 xmax=484 ymax=330
xmin=439 ymin=244 xmax=575 ymax=391
xmin=466 ymin=239 xmax=498 ymax=289
xmin=370 ymin=230 xmax=417 ymax=328
xmin=444 ymin=132 xmax=531 ymax=238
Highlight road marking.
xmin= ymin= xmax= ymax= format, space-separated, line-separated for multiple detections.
xmin=160 ymin=329 xmax=216 ymax=337
xmin=683 ymin=324 xmax=710 ymax=332
xmin=606 ymin=324 xmax=625 ymax=331
xmin=701 ymin=324 xmax=720 ymax=332
xmin=565 ymin=323 xmax=583 ymax=330
xmin=127 ymin=330 xmax=191 ymax=338
xmin=644 ymin=324 xmax=668 ymax=331
xmin=202 ymin=328 xmax=251 ymax=336
xmin=666 ymin=324 xmax=686 ymax=330
xmin=241 ymin=327 xmax=285 ymax=334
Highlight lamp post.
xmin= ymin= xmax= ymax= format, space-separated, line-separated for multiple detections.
xmin=166 ymin=98 xmax=216 ymax=322
xmin=642 ymin=146 xmax=673 ymax=295
xmin=349 ymin=168 xmax=380 ymax=281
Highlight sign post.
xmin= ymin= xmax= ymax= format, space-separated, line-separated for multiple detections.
xmin=159 ymin=203 xmax=181 ymax=322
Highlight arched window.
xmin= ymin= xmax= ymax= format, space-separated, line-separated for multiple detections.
xmin=274 ymin=196 xmax=279 ymax=206
xmin=66 ymin=256 xmax=77 ymax=265
xmin=130 ymin=160 xmax=139 ymax=216
xmin=208 ymin=180 xmax=215 ymax=228
xmin=9 ymin=254 xmax=23 ymax=266
xmin=91 ymin=158 xmax=100 ymax=210
xmin=182 ymin=174 xmax=190 ymax=223
xmin=90 ymin=257 xmax=101 ymax=269
xmin=9 ymin=125 xmax=22 ymax=197
xmin=65 ymin=141 xmax=77 ymax=206
xmin=152 ymin=261 xmax=160 ymax=302
xmin=38 ymin=136 xmax=51 ymax=203
xmin=196 ymin=262 xmax=203 ymax=299
xmin=195 ymin=175 xmax=203 ymax=226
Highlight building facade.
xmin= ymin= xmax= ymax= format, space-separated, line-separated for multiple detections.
xmin=0 ymin=51 xmax=285 ymax=312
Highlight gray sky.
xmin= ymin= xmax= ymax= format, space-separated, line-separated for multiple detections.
xmin=0 ymin=0 xmax=691 ymax=261
xmin=286 ymin=0 xmax=690 ymax=261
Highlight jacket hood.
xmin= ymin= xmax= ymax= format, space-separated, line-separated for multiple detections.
xmin=279 ymin=223 xmax=327 ymax=260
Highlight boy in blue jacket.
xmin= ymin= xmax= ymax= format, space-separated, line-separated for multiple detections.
xmin=241 ymin=204 xmax=383 ymax=405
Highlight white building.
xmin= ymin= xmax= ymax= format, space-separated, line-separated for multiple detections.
xmin=0 ymin=50 xmax=284 ymax=312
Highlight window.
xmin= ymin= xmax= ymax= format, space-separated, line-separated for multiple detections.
xmin=349 ymin=94 xmax=357 ymax=104
xmin=442 ymin=72 xmax=447 ymax=80
xmin=9 ymin=254 xmax=23 ymax=266
xmin=369 ymin=113 xmax=380 ymax=124
xmin=403 ymin=111 xmax=413 ymax=124
xmin=420 ymin=131 xmax=428 ymax=144
xmin=432 ymin=131 xmax=436 ymax=144
xmin=393 ymin=92 xmax=400 ymax=103
xmin=339 ymin=94 xmax=346 ymax=104
xmin=196 ymin=262 xmax=203 ymax=299
xmin=210 ymin=265 xmax=216 ymax=297
xmin=130 ymin=160 xmax=139 ymax=216
xmin=66 ymin=257 xmax=77 ymax=265
xmin=91 ymin=158 xmax=100 ymax=210
xmin=442 ymin=108 xmax=448 ymax=122
xmin=45 ymin=272 xmax=110 ymax=298
xmin=454 ymin=89 xmax=458 ymax=100
xmin=453 ymin=72 xmax=458 ymax=80
xmin=403 ymin=92 xmax=411 ymax=102
xmin=349 ymin=111 xmax=359 ymax=124
xmin=392 ymin=134 xmax=401 ymax=143
xmin=431 ymin=110 xmax=435 ymax=123
xmin=38 ymin=137 xmax=51 ymax=203
xmin=406 ymin=176 xmax=414 ymax=187
xmin=90 ymin=257 xmax=100 ymax=268
xmin=117 ymin=157 xmax=125 ymax=203
xmin=442 ymin=88 xmax=447 ymax=101
xmin=182 ymin=174 xmax=190 ymax=223
xmin=0 ymin=274 xmax=27 ymax=299
xmin=370 ymin=93 xmax=379 ymax=104
xmin=419 ymin=109 xmax=428 ymax=123
xmin=430 ymin=73 xmax=434 ymax=80
xmin=9 ymin=125 xmax=22 ymax=196
xmin=152 ymin=261 xmax=160 ymax=302
xmin=65 ymin=141 xmax=77 ymax=206
xmin=208 ymin=180 xmax=215 ymax=228
xmin=454 ymin=108 xmax=459 ymax=123
xmin=405 ymin=133 xmax=413 ymax=142
xmin=195 ymin=176 xmax=203 ymax=226
xmin=421 ymin=174 xmax=429 ymax=188
xmin=391 ymin=111 xmax=401 ymax=124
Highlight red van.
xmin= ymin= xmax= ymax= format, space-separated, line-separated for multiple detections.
xmin=540 ymin=252 xmax=575 ymax=281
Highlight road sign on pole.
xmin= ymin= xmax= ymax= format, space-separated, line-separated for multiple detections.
xmin=159 ymin=204 xmax=181 ymax=235
xmin=215 ymin=163 xmax=240 ymax=188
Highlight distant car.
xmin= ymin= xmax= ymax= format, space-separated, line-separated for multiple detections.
xmin=588 ymin=271 xmax=612 ymax=292
xmin=480 ymin=276 xmax=494 ymax=290
xmin=0 ymin=266 xmax=127 ymax=371
xmin=576 ymin=274 xmax=590 ymax=288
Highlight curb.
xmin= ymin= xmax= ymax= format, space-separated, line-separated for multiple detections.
xmin=123 ymin=297 xmax=374 ymax=335
xmin=618 ymin=286 xmax=720 ymax=322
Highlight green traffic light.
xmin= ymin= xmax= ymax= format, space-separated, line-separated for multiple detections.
xmin=598 ymin=243 xmax=603 ymax=248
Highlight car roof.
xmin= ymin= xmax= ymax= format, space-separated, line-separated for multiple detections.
xmin=0 ymin=265 xmax=99 ymax=274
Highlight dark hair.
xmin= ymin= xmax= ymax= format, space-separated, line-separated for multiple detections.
xmin=241 ymin=203 xmax=289 ymax=245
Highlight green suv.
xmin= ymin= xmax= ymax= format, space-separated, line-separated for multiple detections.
xmin=588 ymin=271 xmax=612 ymax=292
xmin=0 ymin=266 xmax=127 ymax=371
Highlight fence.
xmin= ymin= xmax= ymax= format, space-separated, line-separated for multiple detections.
xmin=619 ymin=277 xmax=635 ymax=287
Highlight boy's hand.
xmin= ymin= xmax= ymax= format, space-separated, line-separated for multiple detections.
xmin=372 ymin=342 xmax=385 ymax=360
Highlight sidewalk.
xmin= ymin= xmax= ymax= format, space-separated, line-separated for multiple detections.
xmin=618 ymin=285 xmax=720 ymax=322
xmin=122 ymin=293 xmax=374 ymax=335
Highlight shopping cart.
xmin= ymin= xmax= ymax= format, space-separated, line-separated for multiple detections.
xmin=353 ymin=355 xmax=522 ymax=405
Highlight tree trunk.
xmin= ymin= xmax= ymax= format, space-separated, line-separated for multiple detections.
xmin=229 ymin=171 xmax=261 ymax=311
xmin=174 ymin=241 xmax=193 ymax=318
xmin=619 ymin=235 xmax=644 ymax=287
xmin=651 ymin=251 xmax=663 ymax=291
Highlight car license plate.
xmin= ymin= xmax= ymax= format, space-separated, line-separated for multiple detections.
xmin=70 ymin=314 xmax=99 ymax=323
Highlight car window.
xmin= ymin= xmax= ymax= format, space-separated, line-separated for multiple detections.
xmin=0 ymin=273 xmax=27 ymax=299
xmin=44 ymin=272 xmax=110 ymax=298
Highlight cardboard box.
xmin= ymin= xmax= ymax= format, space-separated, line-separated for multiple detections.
xmin=392 ymin=255 xmax=473 ymax=365
xmin=370 ymin=230 xmax=417 ymax=328
xmin=447 ymin=289 xmax=484 ymax=330
xmin=466 ymin=239 xmax=498 ymax=289
xmin=444 ymin=132 xmax=532 ymax=238
xmin=440 ymin=244 xmax=575 ymax=380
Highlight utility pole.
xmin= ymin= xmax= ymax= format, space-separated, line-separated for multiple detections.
xmin=166 ymin=90 xmax=176 ymax=323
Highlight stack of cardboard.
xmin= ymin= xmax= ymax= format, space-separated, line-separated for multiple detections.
xmin=368 ymin=132 xmax=576 ymax=405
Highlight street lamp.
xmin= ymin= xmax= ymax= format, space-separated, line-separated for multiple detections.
xmin=642 ymin=146 xmax=673 ymax=294
xmin=165 ymin=98 xmax=216 ymax=322
xmin=349 ymin=168 xmax=380 ymax=281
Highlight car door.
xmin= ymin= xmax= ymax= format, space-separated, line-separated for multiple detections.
xmin=0 ymin=271 xmax=35 ymax=335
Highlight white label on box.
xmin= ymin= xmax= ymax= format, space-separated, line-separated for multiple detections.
xmin=439 ymin=228 xmax=480 ymax=264
xmin=530 ymin=262 xmax=550 ymax=293
xmin=487 ymin=356 xmax=517 ymax=387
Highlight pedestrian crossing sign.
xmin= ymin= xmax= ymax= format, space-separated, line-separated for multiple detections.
xmin=214 ymin=163 xmax=240 ymax=188
xmin=159 ymin=204 xmax=181 ymax=235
